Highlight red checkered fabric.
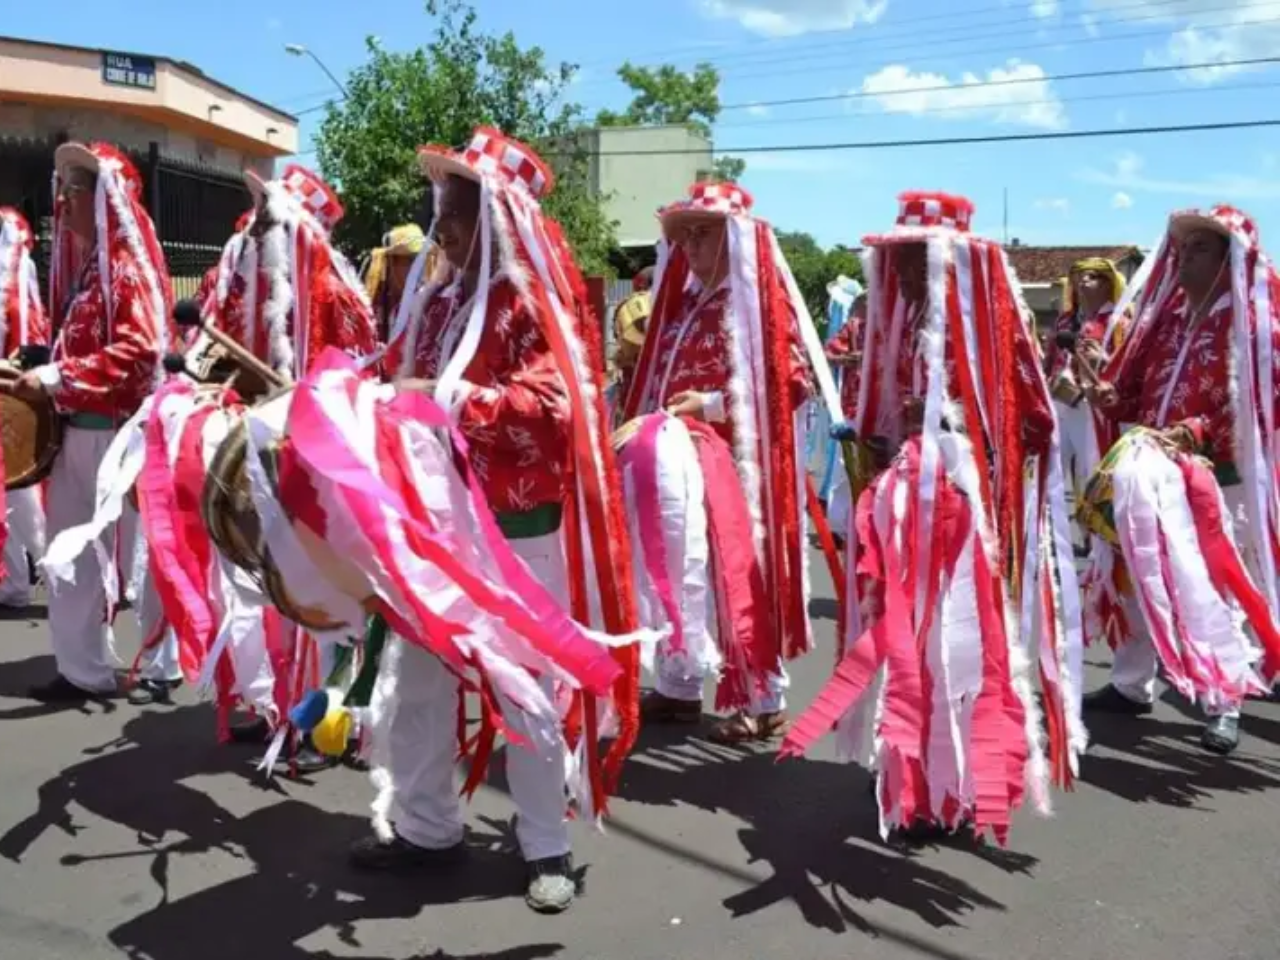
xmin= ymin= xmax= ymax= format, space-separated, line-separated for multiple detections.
xmin=279 ymin=164 xmax=344 ymax=234
xmin=660 ymin=181 xmax=754 ymax=221
xmin=1171 ymin=204 xmax=1259 ymax=250
xmin=895 ymin=191 xmax=974 ymax=232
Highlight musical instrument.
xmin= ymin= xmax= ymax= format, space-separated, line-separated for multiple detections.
xmin=172 ymin=299 xmax=280 ymax=403
xmin=1078 ymin=427 xmax=1179 ymax=545
xmin=1050 ymin=329 xmax=1102 ymax=407
xmin=0 ymin=346 xmax=63 ymax=490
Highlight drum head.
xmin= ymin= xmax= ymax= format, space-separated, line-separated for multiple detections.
xmin=1 ymin=391 xmax=62 ymax=490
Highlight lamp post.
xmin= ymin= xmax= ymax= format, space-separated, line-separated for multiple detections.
xmin=284 ymin=43 xmax=349 ymax=99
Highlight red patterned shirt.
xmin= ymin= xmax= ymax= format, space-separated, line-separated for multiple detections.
xmin=41 ymin=249 xmax=162 ymax=419
xmin=389 ymin=275 xmax=571 ymax=515
xmin=1108 ymin=291 xmax=1280 ymax=469
xmin=638 ymin=283 xmax=813 ymax=441
xmin=826 ymin=315 xmax=864 ymax=419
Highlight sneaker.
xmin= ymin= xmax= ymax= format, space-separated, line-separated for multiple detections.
xmin=127 ymin=679 xmax=180 ymax=706
xmin=524 ymin=854 xmax=575 ymax=914
xmin=1200 ymin=715 xmax=1239 ymax=755
xmin=1082 ymin=684 xmax=1154 ymax=716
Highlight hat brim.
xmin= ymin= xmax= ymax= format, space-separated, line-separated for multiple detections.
xmin=419 ymin=150 xmax=480 ymax=185
xmin=1169 ymin=212 xmax=1231 ymax=244
xmin=54 ymin=142 xmax=99 ymax=180
xmin=661 ymin=207 xmax=730 ymax=237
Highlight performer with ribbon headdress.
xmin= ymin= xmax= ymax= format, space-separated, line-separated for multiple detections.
xmin=362 ymin=223 xmax=435 ymax=343
xmin=0 ymin=207 xmax=50 ymax=607
xmin=1043 ymin=257 xmax=1127 ymax=554
xmin=1 ymin=142 xmax=178 ymax=703
xmin=822 ymin=277 xmax=867 ymax=544
xmin=618 ymin=181 xmax=842 ymax=745
xmin=1080 ymin=204 xmax=1280 ymax=756
xmin=784 ymin=191 xmax=1085 ymax=845
xmin=334 ymin=126 xmax=642 ymax=915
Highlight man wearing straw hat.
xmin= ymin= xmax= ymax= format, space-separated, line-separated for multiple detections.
xmin=0 ymin=142 xmax=178 ymax=703
xmin=618 ymin=181 xmax=834 ymax=745
xmin=1084 ymin=204 xmax=1280 ymax=755
xmin=352 ymin=127 xmax=641 ymax=915
xmin=363 ymin=223 xmax=436 ymax=344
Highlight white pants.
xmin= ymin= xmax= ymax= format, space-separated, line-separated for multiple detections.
xmin=1110 ymin=484 xmax=1252 ymax=719
xmin=827 ymin=466 xmax=852 ymax=542
xmin=1055 ymin=399 xmax=1093 ymax=547
xmin=0 ymin=486 xmax=45 ymax=606
xmin=46 ymin=426 xmax=179 ymax=692
xmin=387 ymin=529 xmax=571 ymax=862
xmin=634 ymin=418 xmax=788 ymax=713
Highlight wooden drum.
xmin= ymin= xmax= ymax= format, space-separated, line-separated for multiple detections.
xmin=0 ymin=365 xmax=62 ymax=490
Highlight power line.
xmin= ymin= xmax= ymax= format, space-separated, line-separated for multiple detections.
xmin=714 ymin=78 xmax=1280 ymax=129
xmin=544 ymin=119 xmax=1280 ymax=157
xmin=718 ymin=55 xmax=1280 ymax=114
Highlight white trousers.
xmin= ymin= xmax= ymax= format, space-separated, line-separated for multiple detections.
xmin=46 ymin=426 xmax=180 ymax=692
xmin=827 ymin=466 xmax=852 ymax=542
xmin=0 ymin=486 xmax=45 ymax=606
xmin=634 ymin=419 xmax=788 ymax=713
xmin=1055 ymin=399 xmax=1093 ymax=548
xmin=1110 ymin=484 xmax=1252 ymax=719
xmin=387 ymin=529 xmax=571 ymax=862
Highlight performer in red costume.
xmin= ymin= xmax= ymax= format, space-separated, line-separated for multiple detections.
xmin=198 ymin=165 xmax=377 ymax=377
xmin=2 ymin=142 xmax=177 ymax=702
xmin=621 ymin=181 xmax=828 ymax=744
xmin=356 ymin=127 xmax=640 ymax=915
xmin=0 ymin=208 xmax=51 ymax=607
xmin=1084 ymin=204 xmax=1280 ymax=755
xmin=786 ymin=192 xmax=1085 ymax=845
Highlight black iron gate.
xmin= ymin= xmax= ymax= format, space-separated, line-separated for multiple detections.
xmin=0 ymin=133 xmax=252 ymax=298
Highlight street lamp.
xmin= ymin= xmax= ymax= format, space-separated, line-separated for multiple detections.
xmin=284 ymin=43 xmax=349 ymax=99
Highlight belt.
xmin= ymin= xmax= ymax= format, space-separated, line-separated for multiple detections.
xmin=1215 ymin=460 xmax=1242 ymax=488
xmin=65 ymin=412 xmax=116 ymax=431
xmin=495 ymin=503 xmax=562 ymax=540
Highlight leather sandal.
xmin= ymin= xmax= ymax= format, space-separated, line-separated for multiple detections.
xmin=707 ymin=710 xmax=788 ymax=744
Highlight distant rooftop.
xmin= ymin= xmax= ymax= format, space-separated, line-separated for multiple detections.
xmin=1005 ymin=243 xmax=1145 ymax=285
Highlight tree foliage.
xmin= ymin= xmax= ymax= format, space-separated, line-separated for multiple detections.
xmin=595 ymin=61 xmax=746 ymax=183
xmin=776 ymin=231 xmax=863 ymax=337
xmin=312 ymin=0 xmax=617 ymax=274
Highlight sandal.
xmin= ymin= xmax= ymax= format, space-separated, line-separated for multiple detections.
xmin=707 ymin=710 xmax=788 ymax=744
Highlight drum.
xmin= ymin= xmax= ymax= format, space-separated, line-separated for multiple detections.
xmin=1078 ymin=427 xmax=1164 ymax=545
xmin=201 ymin=387 xmax=352 ymax=633
xmin=190 ymin=341 xmax=276 ymax=403
xmin=0 ymin=366 xmax=63 ymax=490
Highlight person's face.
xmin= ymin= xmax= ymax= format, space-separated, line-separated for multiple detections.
xmin=387 ymin=254 xmax=413 ymax=295
xmin=435 ymin=176 xmax=480 ymax=273
xmin=1074 ymin=269 xmax=1109 ymax=309
xmin=1177 ymin=228 xmax=1228 ymax=296
xmin=896 ymin=243 xmax=927 ymax=305
xmin=59 ymin=169 xmax=97 ymax=243
xmin=682 ymin=220 xmax=727 ymax=286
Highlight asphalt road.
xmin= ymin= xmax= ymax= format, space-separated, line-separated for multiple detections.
xmin=1 ymin=559 xmax=1278 ymax=960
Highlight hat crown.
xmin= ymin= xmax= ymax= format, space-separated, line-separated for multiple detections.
xmin=459 ymin=127 xmax=554 ymax=201
xmin=895 ymin=191 xmax=974 ymax=232
xmin=279 ymin=164 xmax=344 ymax=233
xmin=690 ymin=180 xmax=753 ymax=216
xmin=1207 ymin=204 xmax=1258 ymax=248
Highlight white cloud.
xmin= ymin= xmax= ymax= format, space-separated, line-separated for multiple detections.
xmin=699 ymin=0 xmax=888 ymax=37
xmin=1086 ymin=0 xmax=1280 ymax=84
xmin=1036 ymin=197 xmax=1071 ymax=214
xmin=859 ymin=60 xmax=1067 ymax=130
xmin=1078 ymin=149 xmax=1280 ymax=200
xmin=1031 ymin=0 xmax=1058 ymax=17
xmin=745 ymin=102 xmax=770 ymax=117
xmin=1112 ymin=191 xmax=1134 ymax=209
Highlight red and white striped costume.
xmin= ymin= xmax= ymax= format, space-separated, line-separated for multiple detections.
xmin=781 ymin=192 xmax=1084 ymax=845
xmin=0 ymin=208 xmax=50 ymax=604
xmin=1087 ymin=205 xmax=1280 ymax=716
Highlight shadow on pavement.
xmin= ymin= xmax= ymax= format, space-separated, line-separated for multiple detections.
xmin=1082 ymin=712 xmax=1280 ymax=807
xmin=0 ymin=654 xmax=119 ymax=721
xmin=611 ymin=724 xmax=1028 ymax=935
xmin=0 ymin=705 xmax=560 ymax=960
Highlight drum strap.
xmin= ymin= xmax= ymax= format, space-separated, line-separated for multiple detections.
xmin=66 ymin=412 xmax=115 ymax=430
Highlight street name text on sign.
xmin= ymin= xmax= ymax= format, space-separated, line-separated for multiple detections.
xmin=101 ymin=53 xmax=157 ymax=91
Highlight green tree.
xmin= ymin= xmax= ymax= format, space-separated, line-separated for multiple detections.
xmin=595 ymin=61 xmax=746 ymax=183
xmin=776 ymin=231 xmax=863 ymax=337
xmin=312 ymin=0 xmax=616 ymax=274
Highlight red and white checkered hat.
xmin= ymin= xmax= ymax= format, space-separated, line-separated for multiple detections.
xmin=245 ymin=164 xmax=345 ymax=235
xmin=1169 ymin=204 xmax=1259 ymax=250
xmin=659 ymin=181 xmax=755 ymax=234
xmin=861 ymin=191 xmax=977 ymax=246
xmin=418 ymin=127 xmax=555 ymax=202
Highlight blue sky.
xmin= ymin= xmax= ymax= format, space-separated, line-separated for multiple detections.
xmin=9 ymin=0 xmax=1280 ymax=249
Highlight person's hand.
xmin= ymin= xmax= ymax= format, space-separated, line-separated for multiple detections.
xmin=1085 ymin=380 xmax=1118 ymax=409
xmin=395 ymin=377 xmax=437 ymax=397
xmin=0 ymin=370 xmax=48 ymax=403
xmin=830 ymin=420 xmax=858 ymax=441
xmin=666 ymin=390 xmax=706 ymax=421
xmin=1163 ymin=423 xmax=1199 ymax=454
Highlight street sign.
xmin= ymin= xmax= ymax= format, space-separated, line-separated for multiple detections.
xmin=102 ymin=52 xmax=157 ymax=91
